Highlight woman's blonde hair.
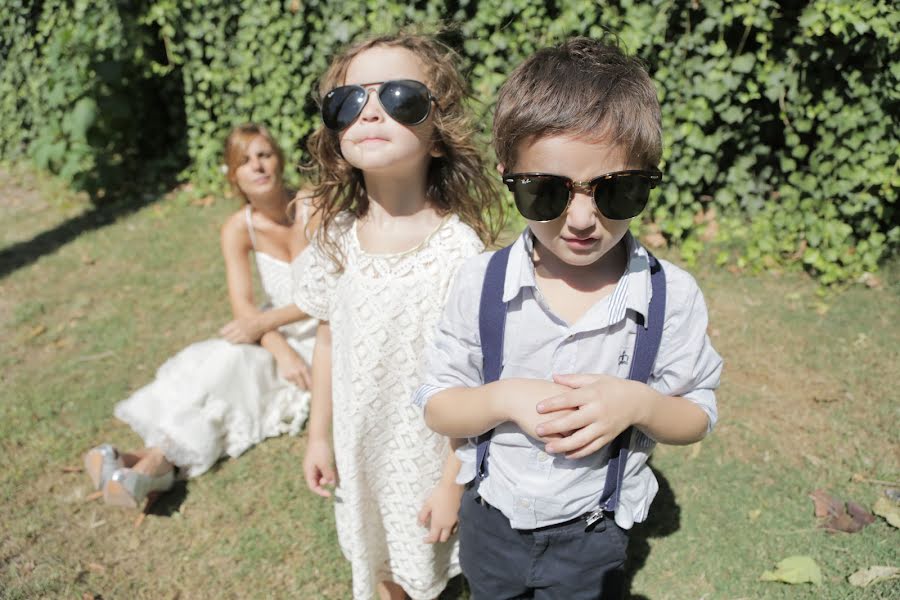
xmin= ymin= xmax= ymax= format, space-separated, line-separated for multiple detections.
xmin=224 ymin=123 xmax=286 ymax=203
xmin=304 ymin=32 xmax=503 ymax=270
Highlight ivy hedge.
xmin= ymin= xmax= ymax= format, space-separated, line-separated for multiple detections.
xmin=2 ymin=0 xmax=897 ymax=284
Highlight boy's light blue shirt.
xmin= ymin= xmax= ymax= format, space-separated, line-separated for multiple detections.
xmin=414 ymin=229 xmax=723 ymax=530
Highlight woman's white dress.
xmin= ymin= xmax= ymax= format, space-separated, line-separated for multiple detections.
xmin=115 ymin=206 xmax=316 ymax=477
xmin=292 ymin=214 xmax=484 ymax=600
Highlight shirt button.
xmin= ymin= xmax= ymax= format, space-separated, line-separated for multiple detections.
xmin=519 ymin=498 xmax=531 ymax=508
xmin=537 ymin=452 xmax=549 ymax=462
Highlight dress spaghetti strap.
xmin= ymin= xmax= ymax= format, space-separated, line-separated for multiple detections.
xmin=244 ymin=205 xmax=258 ymax=251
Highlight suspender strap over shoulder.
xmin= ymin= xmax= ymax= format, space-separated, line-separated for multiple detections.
xmin=597 ymin=253 xmax=666 ymax=512
xmin=476 ymin=245 xmax=667 ymax=515
xmin=475 ymin=245 xmax=513 ymax=478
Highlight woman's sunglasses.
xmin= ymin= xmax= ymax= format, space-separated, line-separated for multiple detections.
xmin=321 ymin=79 xmax=434 ymax=131
xmin=502 ymin=170 xmax=663 ymax=222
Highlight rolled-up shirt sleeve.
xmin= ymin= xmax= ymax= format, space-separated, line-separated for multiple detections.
xmin=412 ymin=253 xmax=491 ymax=409
xmin=650 ymin=263 xmax=723 ymax=432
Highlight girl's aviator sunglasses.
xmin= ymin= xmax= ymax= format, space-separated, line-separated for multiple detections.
xmin=321 ymin=79 xmax=434 ymax=131
xmin=502 ymin=170 xmax=663 ymax=222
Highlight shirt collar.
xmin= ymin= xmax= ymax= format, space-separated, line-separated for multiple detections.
xmin=501 ymin=228 xmax=655 ymax=328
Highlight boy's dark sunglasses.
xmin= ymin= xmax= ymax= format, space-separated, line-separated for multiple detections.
xmin=502 ymin=170 xmax=663 ymax=222
xmin=321 ymin=79 xmax=434 ymax=131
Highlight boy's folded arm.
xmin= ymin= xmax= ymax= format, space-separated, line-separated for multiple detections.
xmin=424 ymin=378 xmax=571 ymax=438
xmin=630 ymin=384 xmax=711 ymax=445
xmin=424 ymin=384 xmax=508 ymax=437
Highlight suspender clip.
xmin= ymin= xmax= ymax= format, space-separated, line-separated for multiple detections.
xmin=584 ymin=509 xmax=605 ymax=531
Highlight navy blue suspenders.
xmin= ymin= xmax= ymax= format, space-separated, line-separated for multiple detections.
xmin=475 ymin=243 xmax=667 ymax=514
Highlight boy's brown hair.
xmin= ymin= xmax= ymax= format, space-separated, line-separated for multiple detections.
xmin=493 ymin=37 xmax=662 ymax=171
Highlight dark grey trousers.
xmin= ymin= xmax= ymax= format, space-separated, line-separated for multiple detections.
xmin=458 ymin=485 xmax=628 ymax=600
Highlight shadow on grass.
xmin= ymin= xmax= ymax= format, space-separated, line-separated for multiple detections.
xmin=0 ymin=190 xmax=168 ymax=280
xmin=625 ymin=466 xmax=680 ymax=600
xmin=147 ymin=480 xmax=189 ymax=517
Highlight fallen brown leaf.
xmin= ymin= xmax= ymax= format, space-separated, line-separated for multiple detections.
xmin=847 ymin=501 xmax=875 ymax=526
xmin=26 ymin=324 xmax=47 ymax=340
xmin=809 ymin=489 xmax=842 ymax=518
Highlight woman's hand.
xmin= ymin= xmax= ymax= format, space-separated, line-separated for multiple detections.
xmin=303 ymin=437 xmax=337 ymax=498
xmin=220 ymin=314 xmax=266 ymax=344
xmin=275 ymin=349 xmax=312 ymax=390
xmin=417 ymin=481 xmax=464 ymax=543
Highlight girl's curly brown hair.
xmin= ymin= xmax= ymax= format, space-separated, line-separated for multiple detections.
xmin=304 ymin=32 xmax=504 ymax=270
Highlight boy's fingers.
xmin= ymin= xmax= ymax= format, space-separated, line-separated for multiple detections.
xmin=564 ymin=437 xmax=607 ymax=460
xmin=439 ymin=527 xmax=451 ymax=543
xmin=551 ymin=373 xmax=603 ymax=389
xmin=536 ymin=394 xmax=578 ymax=414
xmin=545 ymin=423 xmax=603 ymax=454
xmin=535 ymin=411 xmax=590 ymax=437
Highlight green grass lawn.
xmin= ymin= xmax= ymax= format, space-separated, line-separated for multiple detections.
xmin=2 ymin=165 xmax=898 ymax=599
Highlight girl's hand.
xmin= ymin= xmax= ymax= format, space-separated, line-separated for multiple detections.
xmin=303 ymin=438 xmax=337 ymax=498
xmin=417 ymin=481 xmax=464 ymax=543
xmin=276 ymin=350 xmax=312 ymax=390
xmin=220 ymin=315 xmax=266 ymax=344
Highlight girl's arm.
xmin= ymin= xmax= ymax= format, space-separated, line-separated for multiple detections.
xmin=303 ymin=322 xmax=336 ymax=497
xmin=418 ymin=438 xmax=465 ymax=543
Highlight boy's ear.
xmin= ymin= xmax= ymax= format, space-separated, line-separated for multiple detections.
xmin=496 ymin=163 xmax=505 ymax=175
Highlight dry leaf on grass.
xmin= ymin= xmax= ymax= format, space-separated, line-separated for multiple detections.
xmin=810 ymin=489 xmax=842 ymax=518
xmin=808 ymin=489 xmax=875 ymax=533
xmin=848 ymin=566 xmax=900 ymax=588
xmin=26 ymin=324 xmax=47 ymax=340
xmin=847 ymin=501 xmax=875 ymax=527
xmin=760 ymin=555 xmax=823 ymax=585
xmin=872 ymin=496 xmax=900 ymax=528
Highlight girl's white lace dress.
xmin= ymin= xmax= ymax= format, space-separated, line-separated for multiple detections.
xmin=293 ymin=214 xmax=483 ymax=600
xmin=115 ymin=206 xmax=317 ymax=477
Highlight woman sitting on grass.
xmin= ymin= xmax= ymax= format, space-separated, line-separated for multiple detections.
xmin=83 ymin=123 xmax=317 ymax=508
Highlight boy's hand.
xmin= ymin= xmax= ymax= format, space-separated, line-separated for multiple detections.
xmin=535 ymin=374 xmax=642 ymax=459
xmin=417 ymin=481 xmax=463 ymax=543
xmin=493 ymin=379 xmax=575 ymax=441
xmin=303 ymin=438 xmax=337 ymax=497
xmin=221 ymin=314 xmax=266 ymax=344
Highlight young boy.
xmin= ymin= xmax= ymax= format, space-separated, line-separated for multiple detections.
xmin=414 ymin=37 xmax=722 ymax=599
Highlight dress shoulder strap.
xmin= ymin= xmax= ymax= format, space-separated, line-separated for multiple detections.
xmin=244 ymin=205 xmax=258 ymax=251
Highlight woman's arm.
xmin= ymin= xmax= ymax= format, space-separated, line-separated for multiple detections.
xmin=220 ymin=304 xmax=309 ymax=344
xmin=220 ymin=212 xmax=310 ymax=387
xmin=220 ymin=211 xmax=313 ymax=343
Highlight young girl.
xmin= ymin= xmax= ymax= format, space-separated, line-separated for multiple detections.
xmin=293 ymin=34 xmax=502 ymax=600
xmin=83 ymin=123 xmax=317 ymax=508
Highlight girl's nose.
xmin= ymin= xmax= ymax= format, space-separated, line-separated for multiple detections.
xmin=358 ymin=88 xmax=384 ymax=123
xmin=565 ymin=192 xmax=599 ymax=231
